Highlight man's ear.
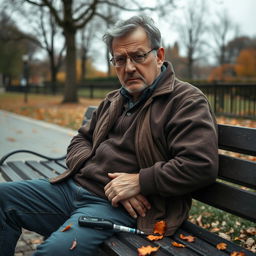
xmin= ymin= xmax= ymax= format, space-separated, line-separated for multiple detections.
xmin=157 ymin=47 xmax=165 ymax=66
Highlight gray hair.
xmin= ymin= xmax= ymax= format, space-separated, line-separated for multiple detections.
xmin=103 ymin=15 xmax=162 ymax=54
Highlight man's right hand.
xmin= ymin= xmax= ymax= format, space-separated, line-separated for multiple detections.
xmin=121 ymin=194 xmax=151 ymax=219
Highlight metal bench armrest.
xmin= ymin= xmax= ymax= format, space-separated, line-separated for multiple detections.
xmin=0 ymin=150 xmax=66 ymax=166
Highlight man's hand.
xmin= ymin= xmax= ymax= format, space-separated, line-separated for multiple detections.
xmin=121 ymin=195 xmax=151 ymax=219
xmin=104 ymin=173 xmax=140 ymax=207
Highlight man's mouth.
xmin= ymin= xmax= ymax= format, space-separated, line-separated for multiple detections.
xmin=125 ymin=78 xmax=141 ymax=83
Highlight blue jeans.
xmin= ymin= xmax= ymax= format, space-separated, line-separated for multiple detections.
xmin=0 ymin=178 xmax=136 ymax=256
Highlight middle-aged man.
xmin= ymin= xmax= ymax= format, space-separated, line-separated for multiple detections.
xmin=0 ymin=15 xmax=218 ymax=255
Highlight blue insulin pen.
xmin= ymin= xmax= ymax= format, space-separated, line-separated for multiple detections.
xmin=78 ymin=216 xmax=145 ymax=235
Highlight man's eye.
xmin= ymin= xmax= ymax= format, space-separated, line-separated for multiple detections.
xmin=133 ymin=54 xmax=144 ymax=60
xmin=115 ymin=56 xmax=126 ymax=63
xmin=133 ymin=54 xmax=145 ymax=61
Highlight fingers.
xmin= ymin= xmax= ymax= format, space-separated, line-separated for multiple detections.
xmin=121 ymin=195 xmax=151 ymax=219
xmin=121 ymin=200 xmax=138 ymax=219
xmin=135 ymin=194 xmax=151 ymax=211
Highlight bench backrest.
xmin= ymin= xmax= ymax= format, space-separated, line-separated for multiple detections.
xmin=192 ymin=124 xmax=256 ymax=222
xmin=83 ymin=106 xmax=256 ymax=223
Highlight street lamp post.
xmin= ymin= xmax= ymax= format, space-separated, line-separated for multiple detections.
xmin=22 ymin=54 xmax=29 ymax=103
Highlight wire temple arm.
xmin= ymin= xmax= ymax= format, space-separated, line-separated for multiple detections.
xmin=0 ymin=150 xmax=66 ymax=166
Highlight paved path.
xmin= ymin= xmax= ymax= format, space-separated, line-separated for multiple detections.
xmin=0 ymin=110 xmax=76 ymax=255
xmin=0 ymin=110 xmax=76 ymax=162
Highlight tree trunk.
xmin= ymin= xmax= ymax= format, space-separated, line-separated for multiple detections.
xmin=63 ymin=29 xmax=78 ymax=103
xmin=49 ymin=53 xmax=57 ymax=94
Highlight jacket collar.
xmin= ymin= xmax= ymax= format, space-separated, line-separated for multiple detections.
xmin=106 ymin=61 xmax=175 ymax=103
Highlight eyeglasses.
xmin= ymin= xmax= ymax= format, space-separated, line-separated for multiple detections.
xmin=110 ymin=48 xmax=158 ymax=67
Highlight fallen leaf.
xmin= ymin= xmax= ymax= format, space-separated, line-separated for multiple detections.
xmin=30 ymin=238 xmax=42 ymax=244
xmin=216 ymin=243 xmax=227 ymax=250
xmin=69 ymin=239 xmax=77 ymax=250
xmin=147 ymin=235 xmax=163 ymax=241
xmin=230 ymin=252 xmax=246 ymax=256
xmin=61 ymin=224 xmax=73 ymax=232
xmin=245 ymin=237 xmax=255 ymax=247
xmin=153 ymin=220 xmax=166 ymax=235
xmin=218 ymin=232 xmax=231 ymax=241
xmin=196 ymin=215 xmax=203 ymax=227
xmin=171 ymin=241 xmax=186 ymax=248
xmin=179 ymin=234 xmax=195 ymax=242
xmin=137 ymin=245 xmax=160 ymax=255
xmin=6 ymin=137 xmax=16 ymax=142
xmin=245 ymin=227 xmax=256 ymax=235
xmin=211 ymin=227 xmax=220 ymax=233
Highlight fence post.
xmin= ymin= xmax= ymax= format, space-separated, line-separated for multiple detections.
xmin=90 ymin=85 xmax=94 ymax=99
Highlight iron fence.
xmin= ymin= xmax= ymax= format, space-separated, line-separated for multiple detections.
xmin=197 ymin=84 xmax=256 ymax=120
xmin=5 ymin=83 xmax=256 ymax=120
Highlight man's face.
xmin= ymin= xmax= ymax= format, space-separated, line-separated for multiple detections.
xmin=112 ymin=27 xmax=164 ymax=99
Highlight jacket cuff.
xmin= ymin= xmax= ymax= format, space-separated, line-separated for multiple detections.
xmin=139 ymin=166 xmax=157 ymax=195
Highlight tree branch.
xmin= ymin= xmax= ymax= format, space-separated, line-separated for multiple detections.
xmin=98 ymin=0 xmax=155 ymax=12
xmin=73 ymin=0 xmax=99 ymax=24
xmin=24 ymin=0 xmax=45 ymax=7
xmin=41 ymin=0 xmax=63 ymax=27
xmin=75 ymin=0 xmax=98 ymax=29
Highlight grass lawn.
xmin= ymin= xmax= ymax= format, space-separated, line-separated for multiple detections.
xmin=0 ymin=92 xmax=255 ymax=252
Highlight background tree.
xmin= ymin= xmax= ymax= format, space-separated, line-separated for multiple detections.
xmin=0 ymin=10 xmax=38 ymax=86
xmin=37 ymin=8 xmax=66 ymax=94
xmin=177 ymin=0 xmax=207 ymax=79
xmin=211 ymin=10 xmax=237 ymax=66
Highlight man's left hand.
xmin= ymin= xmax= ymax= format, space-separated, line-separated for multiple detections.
xmin=104 ymin=173 xmax=140 ymax=207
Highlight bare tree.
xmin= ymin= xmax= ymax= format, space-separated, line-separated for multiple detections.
xmin=178 ymin=0 xmax=208 ymax=79
xmin=37 ymin=8 xmax=66 ymax=94
xmin=211 ymin=10 xmax=236 ymax=65
xmin=79 ymin=21 xmax=96 ymax=81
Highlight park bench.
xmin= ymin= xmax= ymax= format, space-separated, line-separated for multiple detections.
xmin=0 ymin=106 xmax=255 ymax=256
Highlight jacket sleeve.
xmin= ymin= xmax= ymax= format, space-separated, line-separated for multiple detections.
xmin=65 ymin=104 xmax=101 ymax=172
xmin=139 ymin=94 xmax=219 ymax=197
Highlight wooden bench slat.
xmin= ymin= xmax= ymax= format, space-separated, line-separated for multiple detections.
xmin=26 ymin=161 xmax=57 ymax=179
xmin=181 ymin=221 xmax=255 ymax=256
xmin=218 ymin=124 xmax=256 ymax=155
xmin=7 ymin=162 xmax=42 ymax=180
xmin=0 ymin=164 xmax=24 ymax=181
xmin=102 ymin=235 xmax=138 ymax=256
xmin=192 ymin=182 xmax=256 ymax=222
xmin=115 ymin=233 xmax=172 ymax=256
xmin=82 ymin=106 xmax=97 ymax=125
xmin=41 ymin=161 xmax=66 ymax=175
xmin=172 ymin=229 xmax=228 ymax=256
xmin=218 ymin=154 xmax=256 ymax=189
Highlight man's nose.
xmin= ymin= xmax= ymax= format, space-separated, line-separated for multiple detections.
xmin=125 ymin=57 xmax=136 ymax=73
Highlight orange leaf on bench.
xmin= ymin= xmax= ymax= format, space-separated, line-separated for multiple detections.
xmin=137 ymin=245 xmax=160 ymax=256
xmin=171 ymin=241 xmax=186 ymax=248
xmin=147 ymin=234 xmax=163 ymax=241
xmin=179 ymin=234 xmax=195 ymax=242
